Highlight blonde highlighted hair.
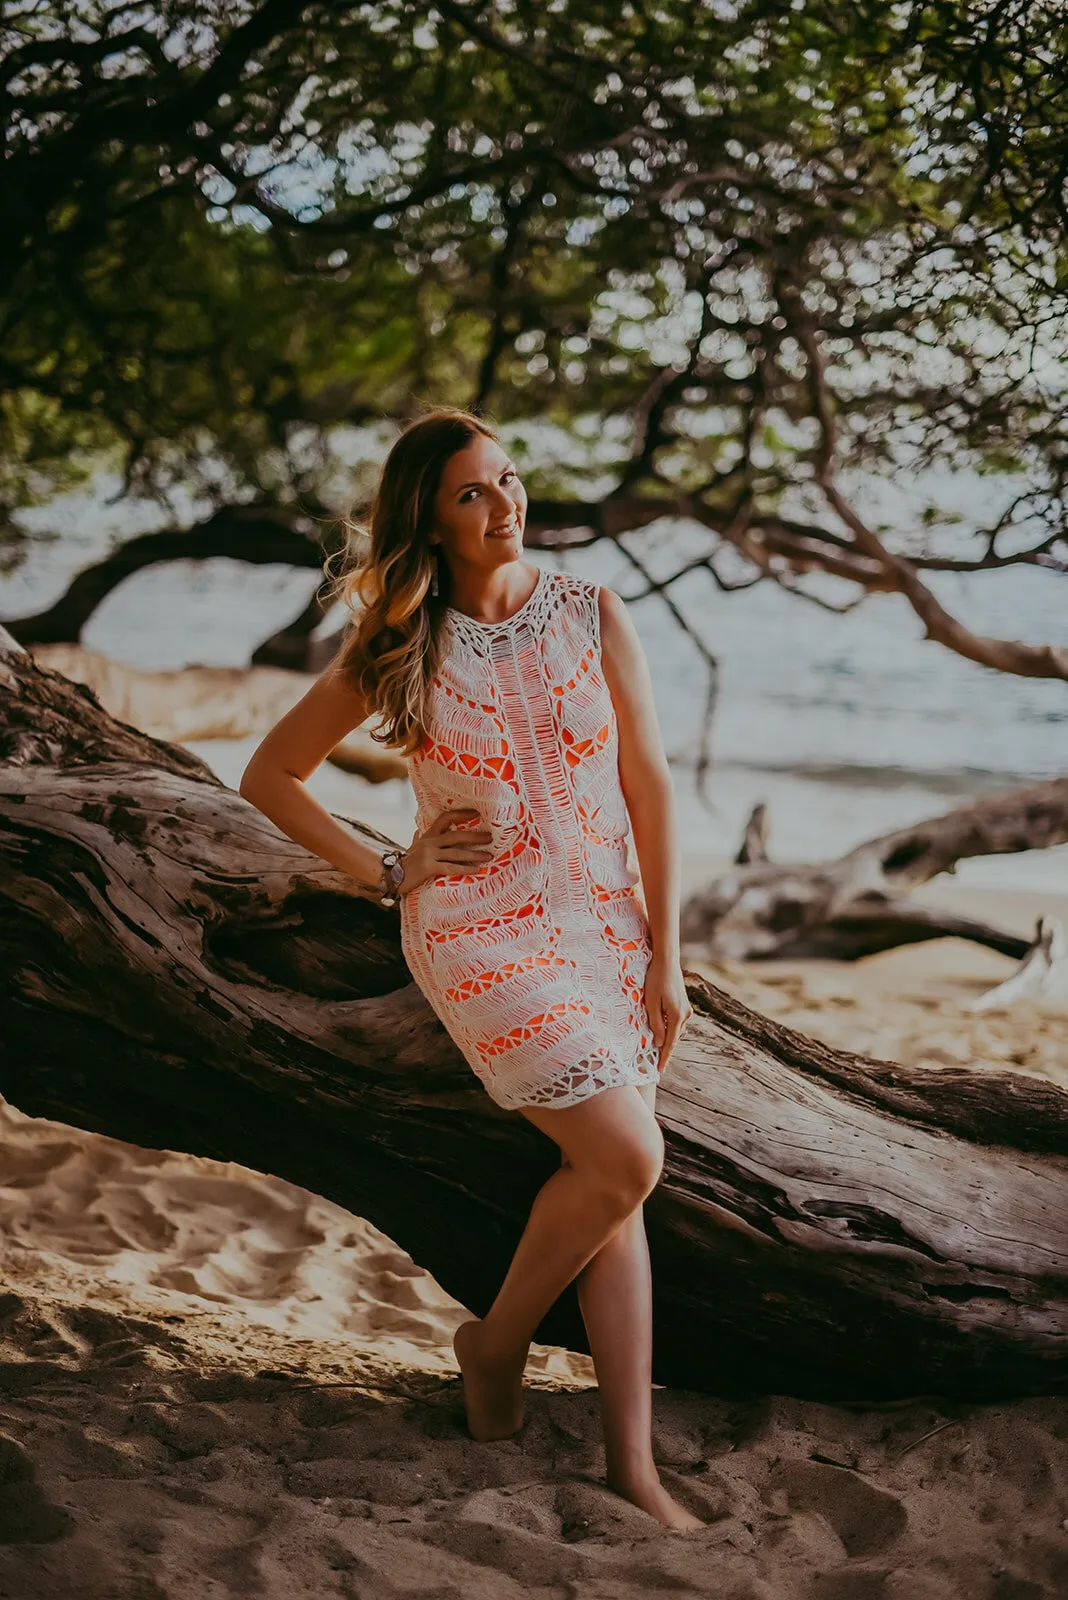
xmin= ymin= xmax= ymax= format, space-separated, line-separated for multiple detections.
xmin=323 ymin=406 xmax=500 ymax=755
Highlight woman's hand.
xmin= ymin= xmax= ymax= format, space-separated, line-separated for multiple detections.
xmin=397 ymin=807 xmax=494 ymax=896
xmin=643 ymin=952 xmax=694 ymax=1073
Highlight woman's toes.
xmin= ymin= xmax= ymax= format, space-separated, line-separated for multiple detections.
xmin=606 ymin=1469 xmax=707 ymax=1531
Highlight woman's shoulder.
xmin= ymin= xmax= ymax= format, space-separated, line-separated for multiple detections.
xmin=542 ymin=569 xmax=628 ymax=654
xmin=545 ymin=567 xmax=604 ymax=608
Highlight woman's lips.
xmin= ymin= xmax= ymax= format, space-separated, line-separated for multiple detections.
xmin=487 ymin=520 xmax=519 ymax=539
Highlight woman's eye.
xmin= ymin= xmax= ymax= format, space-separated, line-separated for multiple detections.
xmin=463 ymin=471 xmax=517 ymax=502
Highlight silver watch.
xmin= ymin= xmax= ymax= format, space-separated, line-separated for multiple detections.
xmin=378 ymin=847 xmax=407 ymax=908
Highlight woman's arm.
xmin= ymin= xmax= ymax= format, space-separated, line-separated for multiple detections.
xmin=597 ymin=585 xmax=680 ymax=962
xmin=238 ymin=664 xmax=393 ymax=894
xmin=598 ymin=584 xmax=691 ymax=1068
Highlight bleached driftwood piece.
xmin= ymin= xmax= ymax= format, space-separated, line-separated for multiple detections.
xmin=30 ymin=643 xmax=406 ymax=782
xmin=683 ymin=794 xmax=1068 ymax=963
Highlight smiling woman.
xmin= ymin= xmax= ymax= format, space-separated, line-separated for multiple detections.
xmin=431 ymin=439 xmax=530 ymax=620
xmin=237 ymin=405 xmax=700 ymax=1530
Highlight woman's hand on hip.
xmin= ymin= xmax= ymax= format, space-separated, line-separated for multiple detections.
xmin=643 ymin=952 xmax=694 ymax=1072
xmin=397 ymin=807 xmax=494 ymax=896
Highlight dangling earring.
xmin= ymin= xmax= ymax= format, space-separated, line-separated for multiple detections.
xmin=430 ymin=549 xmax=440 ymax=597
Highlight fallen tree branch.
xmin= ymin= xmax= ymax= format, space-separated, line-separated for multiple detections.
xmin=683 ymin=789 xmax=1068 ymax=965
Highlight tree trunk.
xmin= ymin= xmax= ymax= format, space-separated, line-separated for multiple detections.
xmin=1 ymin=627 xmax=1065 ymax=1401
xmin=684 ymin=790 xmax=1068 ymax=963
xmin=249 ymin=585 xmax=335 ymax=672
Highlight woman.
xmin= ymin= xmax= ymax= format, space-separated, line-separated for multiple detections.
xmin=239 ymin=406 xmax=700 ymax=1531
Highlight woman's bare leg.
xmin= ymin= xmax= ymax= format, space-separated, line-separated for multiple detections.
xmin=453 ymin=1078 xmax=704 ymax=1529
xmin=452 ymin=1082 xmax=664 ymax=1442
xmin=569 ymin=1080 xmax=702 ymax=1528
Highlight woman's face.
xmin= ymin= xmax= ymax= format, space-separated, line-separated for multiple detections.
xmin=430 ymin=434 xmax=527 ymax=576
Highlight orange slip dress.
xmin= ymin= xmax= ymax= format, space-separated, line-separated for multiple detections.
xmin=399 ymin=566 xmax=661 ymax=1110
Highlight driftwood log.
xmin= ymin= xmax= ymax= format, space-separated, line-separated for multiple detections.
xmin=682 ymin=792 xmax=1068 ymax=964
xmin=28 ymin=644 xmax=406 ymax=782
xmin=1 ymin=627 xmax=1066 ymax=1402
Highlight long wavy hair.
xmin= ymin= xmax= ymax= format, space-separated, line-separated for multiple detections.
xmin=324 ymin=406 xmax=501 ymax=756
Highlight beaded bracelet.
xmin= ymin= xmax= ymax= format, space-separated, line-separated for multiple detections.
xmin=378 ymin=847 xmax=407 ymax=908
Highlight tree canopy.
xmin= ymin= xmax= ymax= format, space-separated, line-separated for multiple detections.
xmin=2 ymin=0 xmax=1066 ymax=684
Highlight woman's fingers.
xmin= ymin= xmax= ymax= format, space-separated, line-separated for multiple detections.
xmin=424 ymin=810 xmax=492 ymax=854
xmin=426 ymin=806 xmax=481 ymax=834
xmin=431 ymin=832 xmax=495 ymax=870
xmin=657 ymin=1000 xmax=694 ymax=1068
xmin=435 ymin=834 xmax=493 ymax=855
xmin=418 ymin=807 xmax=492 ymax=866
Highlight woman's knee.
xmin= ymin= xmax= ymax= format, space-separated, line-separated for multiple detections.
xmin=626 ymin=1117 xmax=666 ymax=1198
xmin=526 ymin=1084 xmax=665 ymax=1205
xmin=585 ymin=1113 xmax=665 ymax=1211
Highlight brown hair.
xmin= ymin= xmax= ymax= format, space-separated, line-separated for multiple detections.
xmin=324 ymin=405 xmax=500 ymax=755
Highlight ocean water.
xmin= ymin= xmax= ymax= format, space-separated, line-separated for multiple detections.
xmin=3 ymin=491 xmax=1066 ymax=892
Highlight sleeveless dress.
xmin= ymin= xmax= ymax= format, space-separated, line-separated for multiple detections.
xmin=398 ymin=565 xmax=662 ymax=1111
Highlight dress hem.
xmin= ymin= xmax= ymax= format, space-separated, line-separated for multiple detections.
xmin=479 ymin=1041 xmax=663 ymax=1111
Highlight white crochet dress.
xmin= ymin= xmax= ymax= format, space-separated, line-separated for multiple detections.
xmin=399 ymin=565 xmax=662 ymax=1110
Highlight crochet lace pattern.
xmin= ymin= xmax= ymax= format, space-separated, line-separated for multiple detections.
xmin=399 ymin=566 xmax=661 ymax=1110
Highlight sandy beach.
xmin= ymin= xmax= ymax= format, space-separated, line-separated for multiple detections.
xmin=1 ymin=866 xmax=1066 ymax=1599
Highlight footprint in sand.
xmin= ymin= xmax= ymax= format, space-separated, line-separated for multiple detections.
xmin=0 ymin=1434 xmax=74 ymax=1545
xmin=764 ymin=1458 xmax=908 ymax=1558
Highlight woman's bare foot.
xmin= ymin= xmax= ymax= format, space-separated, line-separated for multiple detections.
xmin=606 ymin=1467 xmax=706 ymax=1531
xmin=452 ymin=1318 xmax=526 ymax=1442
